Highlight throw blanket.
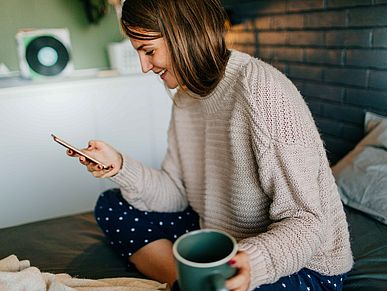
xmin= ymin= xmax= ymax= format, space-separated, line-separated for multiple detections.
xmin=0 ymin=255 xmax=168 ymax=291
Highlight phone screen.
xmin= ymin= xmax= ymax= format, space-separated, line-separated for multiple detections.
xmin=51 ymin=134 xmax=109 ymax=169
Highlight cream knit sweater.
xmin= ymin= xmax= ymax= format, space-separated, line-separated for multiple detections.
xmin=111 ymin=50 xmax=353 ymax=288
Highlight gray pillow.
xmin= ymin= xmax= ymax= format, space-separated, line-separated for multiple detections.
xmin=332 ymin=117 xmax=387 ymax=225
xmin=364 ymin=111 xmax=387 ymax=134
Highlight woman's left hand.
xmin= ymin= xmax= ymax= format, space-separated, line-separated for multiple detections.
xmin=225 ymin=251 xmax=251 ymax=291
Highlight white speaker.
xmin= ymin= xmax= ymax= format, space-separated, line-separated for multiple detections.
xmin=16 ymin=28 xmax=74 ymax=79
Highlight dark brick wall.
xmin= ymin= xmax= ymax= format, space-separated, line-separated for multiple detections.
xmin=225 ymin=0 xmax=387 ymax=164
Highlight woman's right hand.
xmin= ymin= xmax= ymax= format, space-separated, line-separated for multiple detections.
xmin=67 ymin=140 xmax=123 ymax=178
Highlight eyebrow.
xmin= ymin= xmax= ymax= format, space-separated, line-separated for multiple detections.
xmin=135 ymin=44 xmax=145 ymax=51
xmin=135 ymin=44 xmax=152 ymax=51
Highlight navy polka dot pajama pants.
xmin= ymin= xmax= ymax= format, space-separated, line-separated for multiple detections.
xmin=256 ymin=268 xmax=346 ymax=290
xmin=94 ymin=189 xmax=346 ymax=290
xmin=94 ymin=188 xmax=200 ymax=265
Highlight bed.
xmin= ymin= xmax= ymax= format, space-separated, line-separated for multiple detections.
xmin=343 ymin=207 xmax=387 ymax=290
xmin=0 ymin=211 xmax=141 ymax=280
xmin=331 ymin=111 xmax=387 ymax=290
xmin=0 ymin=119 xmax=386 ymax=290
xmin=0 ymin=205 xmax=386 ymax=289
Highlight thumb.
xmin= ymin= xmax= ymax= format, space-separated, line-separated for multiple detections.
xmin=87 ymin=140 xmax=98 ymax=149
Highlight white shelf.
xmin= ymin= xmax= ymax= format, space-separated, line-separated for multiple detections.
xmin=0 ymin=73 xmax=172 ymax=228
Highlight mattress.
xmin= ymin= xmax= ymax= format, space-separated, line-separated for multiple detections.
xmin=343 ymin=207 xmax=387 ymax=290
xmin=0 ymin=206 xmax=386 ymax=289
xmin=0 ymin=212 xmax=143 ymax=280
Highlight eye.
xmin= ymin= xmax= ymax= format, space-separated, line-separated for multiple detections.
xmin=145 ymin=49 xmax=155 ymax=56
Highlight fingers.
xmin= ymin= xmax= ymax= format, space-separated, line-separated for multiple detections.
xmin=82 ymin=158 xmax=115 ymax=178
xmin=67 ymin=149 xmax=75 ymax=157
xmin=225 ymin=251 xmax=251 ymax=291
xmin=67 ymin=140 xmax=119 ymax=178
xmin=92 ymin=166 xmax=115 ymax=178
xmin=66 ymin=149 xmax=100 ymax=172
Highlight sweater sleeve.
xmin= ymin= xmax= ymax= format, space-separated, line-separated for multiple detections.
xmin=238 ymin=59 xmax=328 ymax=287
xmin=110 ymin=109 xmax=188 ymax=212
xmin=239 ymin=143 xmax=326 ymax=287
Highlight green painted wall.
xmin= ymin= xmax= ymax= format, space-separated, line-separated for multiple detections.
xmin=0 ymin=0 xmax=124 ymax=72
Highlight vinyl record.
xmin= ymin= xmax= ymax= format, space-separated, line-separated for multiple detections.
xmin=25 ymin=35 xmax=70 ymax=76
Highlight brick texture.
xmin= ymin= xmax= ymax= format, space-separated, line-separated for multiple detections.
xmin=225 ymin=0 xmax=387 ymax=164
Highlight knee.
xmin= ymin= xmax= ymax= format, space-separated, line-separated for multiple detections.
xmin=94 ymin=188 xmax=121 ymax=215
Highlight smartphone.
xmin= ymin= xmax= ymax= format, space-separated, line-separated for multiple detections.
xmin=51 ymin=134 xmax=109 ymax=169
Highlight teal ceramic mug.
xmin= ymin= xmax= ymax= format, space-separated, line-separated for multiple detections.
xmin=172 ymin=229 xmax=238 ymax=291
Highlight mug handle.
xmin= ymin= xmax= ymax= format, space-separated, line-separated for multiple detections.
xmin=209 ymin=273 xmax=228 ymax=291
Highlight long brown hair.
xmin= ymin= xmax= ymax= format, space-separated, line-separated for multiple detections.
xmin=121 ymin=0 xmax=230 ymax=97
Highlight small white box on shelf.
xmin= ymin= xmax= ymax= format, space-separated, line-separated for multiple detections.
xmin=107 ymin=39 xmax=142 ymax=75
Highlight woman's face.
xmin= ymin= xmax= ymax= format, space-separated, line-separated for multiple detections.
xmin=130 ymin=36 xmax=178 ymax=89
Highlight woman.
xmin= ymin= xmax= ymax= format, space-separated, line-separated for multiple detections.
xmin=68 ymin=0 xmax=353 ymax=290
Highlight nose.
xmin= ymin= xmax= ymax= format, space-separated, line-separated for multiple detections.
xmin=138 ymin=54 xmax=153 ymax=73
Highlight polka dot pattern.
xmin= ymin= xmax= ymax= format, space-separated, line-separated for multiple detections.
xmin=94 ymin=189 xmax=200 ymax=265
xmin=256 ymin=268 xmax=346 ymax=290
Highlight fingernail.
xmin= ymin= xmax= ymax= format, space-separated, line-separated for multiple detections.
xmin=228 ymin=259 xmax=236 ymax=265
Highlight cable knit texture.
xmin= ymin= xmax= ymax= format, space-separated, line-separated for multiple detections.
xmin=111 ymin=50 xmax=353 ymax=288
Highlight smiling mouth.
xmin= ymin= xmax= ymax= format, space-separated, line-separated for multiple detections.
xmin=157 ymin=69 xmax=167 ymax=79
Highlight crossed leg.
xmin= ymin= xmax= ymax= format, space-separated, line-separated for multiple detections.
xmin=130 ymin=239 xmax=177 ymax=287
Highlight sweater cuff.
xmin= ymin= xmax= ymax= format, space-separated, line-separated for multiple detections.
xmin=110 ymin=155 xmax=141 ymax=191
xmin=238 ymin=242 xmax=270 ymax=290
